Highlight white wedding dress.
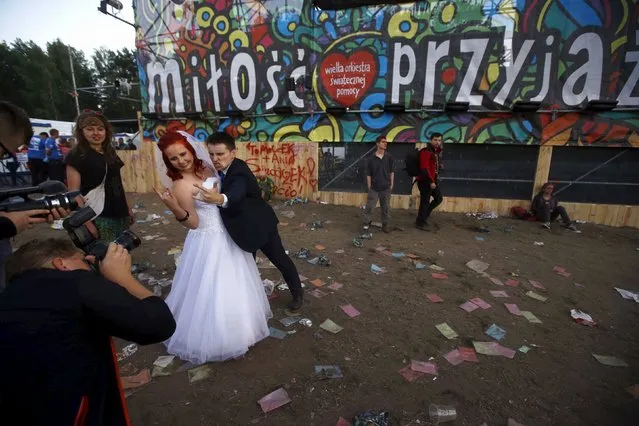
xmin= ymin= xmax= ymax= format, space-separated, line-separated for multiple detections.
xmin=164 ymin=177 xmax=272 ymax=364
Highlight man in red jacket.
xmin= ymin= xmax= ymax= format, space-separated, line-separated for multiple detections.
xmin=415 ymin=132 xmax=444 ymax=230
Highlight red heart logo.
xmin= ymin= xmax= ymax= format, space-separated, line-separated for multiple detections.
xmin=319 ymin=50 xmax=377 ymax=107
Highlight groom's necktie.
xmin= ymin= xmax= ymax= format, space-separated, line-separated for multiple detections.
xmin=219 ymin=171 xmax=225 ymax=184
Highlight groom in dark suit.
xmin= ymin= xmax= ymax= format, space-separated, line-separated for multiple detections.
xmin=195 ymin=132 xmax=304 ymax=311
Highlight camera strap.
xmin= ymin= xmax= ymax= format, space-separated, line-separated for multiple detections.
xmin=83 ymin=162 xmax=108 ymax=220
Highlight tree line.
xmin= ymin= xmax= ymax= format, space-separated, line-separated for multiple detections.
xmin=0 ymin=38 xmax=140 ymax=124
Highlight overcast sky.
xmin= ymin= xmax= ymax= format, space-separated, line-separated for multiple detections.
xmin=0 ymin=0 xmax=136 ymax=60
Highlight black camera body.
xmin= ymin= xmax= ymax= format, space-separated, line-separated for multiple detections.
xmin=0 ymin=181 xmax=81 ymax=217
xmin=62 ymin=206 xmax=141 ymax=261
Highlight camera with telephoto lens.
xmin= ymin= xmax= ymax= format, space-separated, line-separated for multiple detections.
xmin=0 ymin=180 xmax=81 ymax=216
xmin=62 ymin=206 xmax=141 ymax=261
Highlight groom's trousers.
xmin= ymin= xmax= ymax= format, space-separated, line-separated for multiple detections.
xmin=259 ymin=228 xmax=303 ymax=299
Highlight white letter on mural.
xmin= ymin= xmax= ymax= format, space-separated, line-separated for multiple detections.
xmin=391 ymin=43 xmax=416 ymax=104
xmin=562 ymin=32 xmax=603 ymax=106
xmin=494 ymin=39 xmax=535 ymax=105
xmin=205 ymin=54 xmax=223 ymax=112
xmin=457 ymin=38 xmax=489 ymax=106
xmin=146 ymin=59 xmax=185 ymax=113
xmin=531 ymin=35 xmax=556 ymax=102
xmin=422 ymin=40 xmax=449 ymax=106
xmin=230 ymin=53 xmax=257 ymax=111
xmin=289 ymin=49 xmax=306 ymax=108
xmin=266 ymin=51 xmax=282 ymax=110
xmin=618 ymin=30 xmax=639 ymax=106
xmin=191 ymin=56 xmax=202 ymax=112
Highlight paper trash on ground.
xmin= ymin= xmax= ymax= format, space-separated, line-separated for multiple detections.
xmin=466 ymin=259 xmax=490 ymax=274
xmin=435 ymin=323 xmax=459 ymax=339
xmin=614 ymin=288 xmax=639 ymax=303
xmin=570 ymin=309 xmax=596 ymax=326
xmin=258 ymin=388 xmax=292 ymax=413
xmin=592 ymin=354 xmax=628 ymax=367
xmin=320 ymin=319 xmax=344 ymax=334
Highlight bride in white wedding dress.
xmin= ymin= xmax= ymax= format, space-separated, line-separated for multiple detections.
xmin=153 ymin=130 xmax=272 ymax=364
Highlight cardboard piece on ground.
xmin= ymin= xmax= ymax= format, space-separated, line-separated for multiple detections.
xmin=522 ymin=311 xmax=542 ymax=324
xmin=280 ymin=317 xmax=299 ymax=327
xmin=121 ymin=369 xmax=151 ymax=390
xmin=466 ymin=259 xmax=490 ymax=273
xmin=470 ymin=297 xmax=491 ymax=309
xmin=505 ymin=303 xmax=523 ymax=316
xmin=188 ymin=364 xmax=212 ymax=383
xmin=310 ymin=288 xmax=329 ymax=299
xmin=399 ymin=366 xmax=425 ymax=382
xmin=327 ymin=281 xmax=343 ymax=291
xmin=153 ymin=355 xmax=176 ymax=369
xmin=526 ymin=291 xmax=547 ymax=302
xmin=258 ymin=388 xmax=292 ymax=413
xmin=340 ymin=304 xmax=361 ymax=318
xmin=592 ymin=354 xmax=629 ymax=367
xmin=314 ymin=365 xmax=343 ymax=379
xmin=472 ymin=341 xmax=503 ymax=356
xmin=320 ymin=319 xmax=344 ymax=334
xmin=435 ymin=323 xmax=459 ymax=339
xmin=460 ymin=301 xmax=479 ymax=313
xmin=458 ymin=347 xmax=479 ymax=362
xmin=410 ymin=360 xmax=438 ymax=375
xmin=529 ymin=280 xmax=545 ymax=290
xmin=426 ymin=293 xmax=444 ymax=303
xmin=311 ymin=279 xmax=325 ymax=287
xmin=485 ymin=324 xmax=507 ymax=341
xmin=505 ymin=279 xmax=520 ymax=287
xmin=443 ymin=349 xmax=464 ymax=366
xmin=269 ymin=327 xmax=288 ymax=339
xmin=490 ymin=290 xmax=509 ymax=298
xmin=431 ymin=273 xmax=448 ymax=280
xmin=489 ymin=277 xmax=504 ymax=286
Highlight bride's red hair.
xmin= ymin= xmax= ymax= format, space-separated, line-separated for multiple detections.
xmin=157 ymin=131 xmax=206 ymax=181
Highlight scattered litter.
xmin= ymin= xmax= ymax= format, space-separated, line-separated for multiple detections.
xmin=279 ymin=222 xmax=288 ymax=227
xmin=525 ymin=291 xmax=547 ymax=302
xmin=269 ymin=327 xmax=288 ymax=339
xmin=429 ymin=404 xmax=457 ymax=424
xmin=426 ymin=294 xmax=444 ymax=303
xmin=475 ymin=236 xmax=485 ymax=241
xmin=370 ymin=264 xmax=386 ymax=274
xmin=317 ymin=255 xmax=331 ymax=266
xmin=391 ymin=252 xmax=405 ymax=258
xmin=375 ymin=246 xmax=387 ymax=252
xmin=263 ymin=279 xmax=275 ymax=296
xmin=553 ymin=265 xmax=572 ymax=278
xmin=353 ymin=411 xmax=389 ymax=426
xmin=466 ymin=259 xmax=490 ymax=274
xmin=337 ymin=417 xmax=351 ymax=426
xmin=490 ymin=290 xmax=509 ymax=298
xmin=117 ymin=343 xmax=138 ymax=362
xmin=470 ymin=297 xmax=491 ymax=309
xmin=570 ymin=309 xmax=596 ymax=326
xmin=489 ymin=277 xmax=504 ymax=286
xmin=460 ymin=301 xmax=479 ymax=313
xmin=258 ymin=388 xmax=292 ymax=413
xmin=406 ymin=253 xmax=420 ymax=259
xmin=415 ymin=262 xmax=426 ymax=270
xmin=438 ymin=250 xmax=445 ymax=256
xmin=443 ymin=349 xmax=464 ymax=366
xmin=505 ymin=279 xmax=520 ymax=287
xmin=529 ymin=280 xmax=545 ymax=290
xmin=485 ymin=324 xmax=507 ymax=341
xmin=121 ymin=369 xmax=151 ymax=389
xmin=334 ymin=249 xmax=345 ymax=254
xmin=614 ymin=287 xmax=639 ymax=303
xmin=475 ymin=225 xmax=490 ymax=233
xmin=153 ymin=355 xmax=176 ymax=369
xmin=521 ymin=311 xmax=542 ymax=324
xmin=435 ymin=323 xmax=458 ymax=339
xmin=431 ymin=273 xmax=448 ymax=280
xmin=296 ymin=248 xmax=310 ymax=259
xmin=280 ymin=210 xmax=295 ymax=219
xmin=311 ymin=278 xmax=325 ymax=287
xmin=328 ymin=281 xmax=343 ymax=291
xmin=592 ymin=354 xmax=628 ymax=367
xmin=284 ymin=197 xmax=307 ymax=206
xmin=307 ymin=257 xmax=320 ymax=265
xmin=320 ymin=319 xmax=343 ymax=334
xmin=518 ymin=345 xmax=532 ymax=353
xmin=315 ymin=365 xmax=343 ymax=379
xmin=310 ymin=288 xmax=329 ymax=298
xmin=429 ymin=264 xmax=445 ymax=271
xmin=299 ymin=274 xmax=308 ymax=281
xmin=467 ymin=211 xmax=498 ymax=220
xmin=340 ymin=304 xmax=361 ymax=318
xmin=299 ymin=318 xmax=313 ymax=327
xmin=277 ymin=283 xmax=289 ymax=291
xmin=505 ymin=303 xmax=523 ymax=316
xmin=410 ymin=360 xmax=438 ymax=375
xmin=352 ymin=238 xmax=363 ymax=248
xmin=315 ymin=244 xmax=326 ymax=251
xmin=473 ymin=341 xmax=516 ymax=359
xmin=310 ymin=220 xmax=324 ymax=230
xmin=533 ymin=241 xmax=544 ymax=247
xmin=280 ymin=317 xmax=299 ymax=327
xmin=359 ymin=233 xmax=373 ymax=240
xmin=444 ymin=347 xmax=478 ymax=366
xmin=399 ymin=366 xmax=425 ymax=382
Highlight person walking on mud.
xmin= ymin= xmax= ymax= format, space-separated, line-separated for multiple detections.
xmin=363 ymin=136 xmax=394 ymax=233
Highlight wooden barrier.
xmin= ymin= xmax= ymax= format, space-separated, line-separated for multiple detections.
xmin=117 ymin=139 xmax=160 ymax=193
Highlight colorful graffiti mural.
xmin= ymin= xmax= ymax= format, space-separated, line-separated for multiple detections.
xmin=135 ymin=0 xmax=639 ymax=146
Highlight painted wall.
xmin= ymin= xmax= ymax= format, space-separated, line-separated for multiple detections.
xmin=135 ymin=0 xmax=639 ymax=146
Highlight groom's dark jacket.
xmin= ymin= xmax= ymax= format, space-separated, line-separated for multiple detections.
xmin=219 ymin=158 xmax=279 ymax=253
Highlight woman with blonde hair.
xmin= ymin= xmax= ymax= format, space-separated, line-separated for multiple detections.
xmin=65 ymin=110 xmax=134 ymax=241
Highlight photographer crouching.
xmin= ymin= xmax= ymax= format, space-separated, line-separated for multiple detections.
xmin=0 ymin=239 xmax=176 ymax=425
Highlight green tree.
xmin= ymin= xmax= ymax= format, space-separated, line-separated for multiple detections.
xmin=92 ymin=47 xmax=140 ymax=120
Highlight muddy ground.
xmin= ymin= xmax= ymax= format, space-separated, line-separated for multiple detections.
xmin=15 ymin=193 xmax=639 ymax=425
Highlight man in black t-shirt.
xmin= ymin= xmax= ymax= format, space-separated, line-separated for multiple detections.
xmin=363 ymin=136 xmax=395 ymax=233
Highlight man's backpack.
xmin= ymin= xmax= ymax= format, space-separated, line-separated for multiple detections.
xmin=405 ymin=148 xmax=425 ymax=177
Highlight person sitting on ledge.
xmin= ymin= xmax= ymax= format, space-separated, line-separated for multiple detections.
xmin=256 ymin=171 xmax=275 ymax=202
xmin=531 ymin=182 xmax=580 ymax=232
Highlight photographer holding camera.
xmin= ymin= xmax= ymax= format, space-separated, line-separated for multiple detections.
xmin=0 ymin=238 xmax=176 ymax=425
xmin=0 ymin=101 xmax=68 ymax=288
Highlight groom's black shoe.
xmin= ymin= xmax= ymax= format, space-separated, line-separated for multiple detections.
xmin=287 ymin=294 xmax=304 ymax=311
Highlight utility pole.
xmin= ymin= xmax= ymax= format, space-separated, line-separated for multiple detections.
xmin=68 ymin=45 xmax=80 ymax=116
